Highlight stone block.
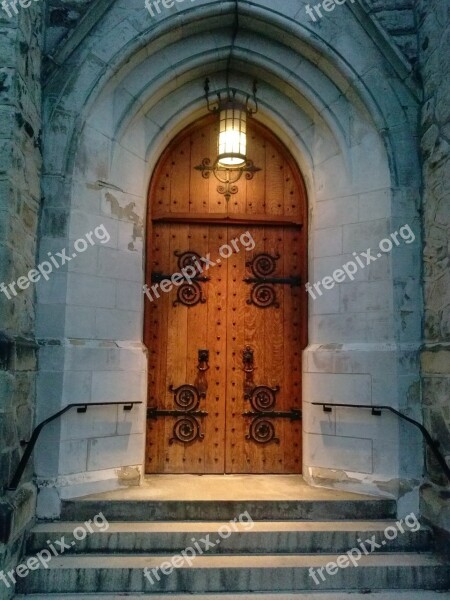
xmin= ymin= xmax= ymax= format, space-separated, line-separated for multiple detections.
xmin=304 ymin=432 xmax=373 ymax=473
xmin=314 ymin=195 xmax=359 ymax=229
xmin=59 ymin=439 xmax=88 ymax=475
xmin=91 ymin=371 xmax=143 ymax=404
xmin=304 ymin=372 xmax=372 ymax=405
xmin=303 ymin=401 xmax=336 ymax=435
xmin=35 ymin=303 xmax=65 ymax=338
xmin=60 ymin=404 xmax=118 ymax=442
xmin=67 ymin=272 xmax=116 ymax=309
xmin=64 ymin=305 xmax=96 ymax=339
xmin=87 ymin=433 xmax=144 ymax=471
xmin=62 ymin=370 xmax=92 ymax=404
xmin=343 ymin=219 xmax=391 ymax=254
xmin=117 ymin=402 xmax=146 ymax=436
xmin=312 ymin=226 xmax=342 ymax=258
xmin=64 ymin=344 xmax=121 ymax=372
xmin=94 ymin=308 xmax=142 ymax=341
xmin=116 ymin=279 xmax=143 ymax=312
xmin=359 ymin=189 xmax=391 ymax=221
xmin=97 ymin=247 xmax=142 ymax=282
xmin=340 ymin=281 xmax=393 ymax=313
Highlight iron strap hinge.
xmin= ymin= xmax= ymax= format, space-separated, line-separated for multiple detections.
xmin=242 ymin=409 xmax=302 ymax=421
xmin=151 ymin=273 xmax=210 ymax=284
xmin=243 ymin=276 xmax=301 ymax=287
xmin=147 ymin=408 xmax=208 ymax=419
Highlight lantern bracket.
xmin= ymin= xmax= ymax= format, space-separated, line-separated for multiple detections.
xmin=194 ymin=157 xmax=261 ymax=202
xmin=204 ymin=78 xmax=258 ymax=116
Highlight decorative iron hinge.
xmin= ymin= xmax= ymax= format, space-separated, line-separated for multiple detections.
xmin=151 ymin=250 xmax=210 ymax=307
xmin=147 ymin=351 xmax=210 ymax=444
xmin=241 ymin=346 xmax=301 ymax=444
xmin=244 ymin=253 xmax=300 ymax=308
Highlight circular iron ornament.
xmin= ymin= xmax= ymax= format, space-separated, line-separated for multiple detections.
xmin=250 ymin=385 xmax=279 ymax=412
xmin=246 ymin=418 xmax=279 ymax=445
xmin=171 ymin=384 xmax=201 ymax=411
xmin=175 ymin=251 xmax=202 ymax=273
xmin=170 ymin=416 xmax=204 ymax=445
xmin=247 ymin=283 xmax=279 ymax=309
xmin=249 ymin=253 xmax=280 ymax=278
xmin=175 ymin=282 xmax=205 ymax=307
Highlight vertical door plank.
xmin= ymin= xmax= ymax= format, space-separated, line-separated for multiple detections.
xmin=206 ymin=225 xmax=228 ymax=472
xmin=169 ymin=138 xmax=191 ymax=214
xmin=184 ymin=225 xmax=210 ymax=473
xmin=189 ymin=130 xmax=210 ymax=215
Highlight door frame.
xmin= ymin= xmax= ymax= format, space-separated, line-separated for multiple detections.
xmin=143 ymin=114 xmax=309 ymax=474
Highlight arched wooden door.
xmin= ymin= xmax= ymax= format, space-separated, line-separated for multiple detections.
xmin=144 ymin=115 xmax=307 ymax=474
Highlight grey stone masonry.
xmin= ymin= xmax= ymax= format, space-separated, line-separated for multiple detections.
xmin=0 ymin=2 xmax=42 ymax=599
xmin=363 ymin=0 xmax=419 ymax=62
xmin=418 ymin=0 xmax=450 ymax=544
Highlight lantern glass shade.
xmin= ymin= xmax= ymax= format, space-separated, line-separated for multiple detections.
xmin=217 ymin=103 xmax=247 ymax=167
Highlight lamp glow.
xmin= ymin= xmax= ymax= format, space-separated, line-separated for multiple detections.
xmin=217 ymin=102 xmax=247 ymax=167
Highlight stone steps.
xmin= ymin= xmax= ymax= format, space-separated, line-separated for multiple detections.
xmin=15 ymin=552 xmax=450 ymax=594
xmin=60 ymin=497 xmax=397 ymax=522
xmin=27 ymin=520 xmax=432 ymax=554
xmin=13 ymin=593 xmax=450 ymax=600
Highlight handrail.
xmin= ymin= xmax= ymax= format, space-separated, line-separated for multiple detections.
xmin=7 ymin=402 xmax=143 ymax=491
xmin=312 ymin=402 xmax=450 ymax=482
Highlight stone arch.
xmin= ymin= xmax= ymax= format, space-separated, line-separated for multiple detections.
xmin=36 ymin=0 xmax=423 ymax=516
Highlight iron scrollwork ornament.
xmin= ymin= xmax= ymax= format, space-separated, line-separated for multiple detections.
xmin=147 ymin=350 xmax=209 ymax=445
xmin=244 ymin=252 xmax=301 ymax=309
xmin=245 ymin=253 xmax=280 ymax=309
xmin=194 ymin=158 xmax=261 ymax=202
xmin=173 ymin=251 xmax=207 ymax=308
xmin=168 ymin=384 xmax=206 ymax=444
xmin=241 ymin=346 xmax=301 ymax=444
xmin=151 ymin=250 xmax=210 ymax=308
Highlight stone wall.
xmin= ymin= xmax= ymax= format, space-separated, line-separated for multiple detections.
xmin=0 ymin=3 xmax=42 ymax=597
xmin=418 ymin=0 xmax=450 ymax=542
xmin=363 ymin=0 xmax=418 ymax=63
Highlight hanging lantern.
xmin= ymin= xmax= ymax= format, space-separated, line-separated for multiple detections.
xmin=195 ymin=79 xmax=261 ymax=202
xmin=217 ymin=100 xmax=247 ymax=167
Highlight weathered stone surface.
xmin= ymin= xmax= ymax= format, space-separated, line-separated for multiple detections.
xmin=418 ymin=0 xmax=450 ymax=539
xmin=0 ymin=3 xmax=42 ymax=599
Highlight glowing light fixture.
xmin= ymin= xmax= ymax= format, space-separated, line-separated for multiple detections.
xmin=218 ymin=96 xmax=247 ymax=167
xmin=204 ymin=79 xmax=257 ymax=168
xmin=195 ymin=80 xmax=261 ymax=202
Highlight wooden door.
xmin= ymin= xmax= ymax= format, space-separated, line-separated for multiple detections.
xmin=144 ymin=115 xmax=307 ymax=475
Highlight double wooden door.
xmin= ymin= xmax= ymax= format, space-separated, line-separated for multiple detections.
xmin=145 ymin=222 xmax=304 ymax=474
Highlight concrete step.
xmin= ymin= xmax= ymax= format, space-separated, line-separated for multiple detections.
xmin=27 ymin=520 xmax=432 ymax=555
xmin=13 ymin=593 xmax=450 ymax=600
xmin=16 ymin=552 xmax=450 ymax=594
xmin=60 ymin=497 xmax=397 ymax=522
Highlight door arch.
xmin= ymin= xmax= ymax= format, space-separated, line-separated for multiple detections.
xmin=144 ymin=115 xmax=308 ymax=474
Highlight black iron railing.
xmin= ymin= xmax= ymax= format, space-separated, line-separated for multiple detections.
xmin=7 ymin=402 xmax=143 ymax=491
xmin=312 ymin=402 xmax=450 ymax=482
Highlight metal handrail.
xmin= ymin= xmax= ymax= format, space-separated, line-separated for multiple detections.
xmin=312 ymin=402 xmax=450 ymax=482
xmin=7 ymin=402 xmax=143 ymax=491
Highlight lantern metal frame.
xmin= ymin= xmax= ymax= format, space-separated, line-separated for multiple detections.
xmin=194 ymin=78 xmax=261 ymax=202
